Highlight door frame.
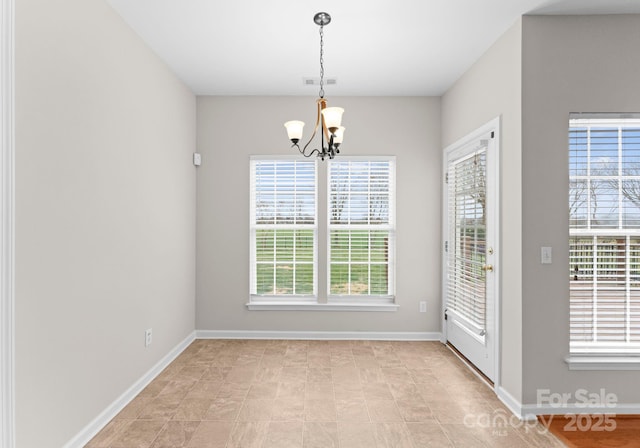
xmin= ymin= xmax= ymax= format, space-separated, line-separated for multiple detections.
xmin=1 ymin=0 xmax=15 ymax=446
xmin=441 ymin=116 xmax=501 ymax=391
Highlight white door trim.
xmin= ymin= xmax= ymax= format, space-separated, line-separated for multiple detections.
xmin=0 ymin=0 xmax=15 ymax=446
xmin=441 ymin=116 xmax=501 ymax=391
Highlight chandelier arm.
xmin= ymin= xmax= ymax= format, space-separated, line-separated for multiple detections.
xmin=322 ymin=116 xmax=331 ymax=142
xmin=302 ymin=99 xmax=324 ymax=154
xmin=300 ymin=147 xmax=320 ymax=158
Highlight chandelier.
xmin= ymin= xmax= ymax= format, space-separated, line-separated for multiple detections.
xmin=284 ymin=12 xmax=345 ymax=161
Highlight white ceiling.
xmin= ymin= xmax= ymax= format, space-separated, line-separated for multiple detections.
xmin=106 ymin=0 xmax=640 ymax=96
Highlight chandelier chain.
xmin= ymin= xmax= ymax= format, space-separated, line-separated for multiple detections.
xmin=319 ymin=25 xmax=325 ymax=98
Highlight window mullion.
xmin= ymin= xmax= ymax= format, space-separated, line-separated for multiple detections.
xmin=627 ymin=235 xmax=631 ymax=343
xmin=273 ymin=229 xmax=278 ymax=295
xmin=593 ymin=235 xmax=598 ymax=343
xmin=587 ymin=126 xmax=592 ymax=230
xmin=619 ymin=126 xmax=623 ymax=229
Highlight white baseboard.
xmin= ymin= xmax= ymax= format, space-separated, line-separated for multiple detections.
xmin=63 ymin=331 xmax=196 ymax=448
xmin=496 ymin=386 xmax=532 ymax=420
xmin=195 ymin=330 xmax=442 ymax=341
xmin=496 ymin=386 xmax=640 ymax=418
xmin=522 ymin=402 xmax=640 ymax=416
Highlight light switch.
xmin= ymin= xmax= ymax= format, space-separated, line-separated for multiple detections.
xmin=541 ymin=246 xmax=552 ymax=264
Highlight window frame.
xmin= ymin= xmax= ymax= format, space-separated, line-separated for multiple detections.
xmin=247 ymin=155 xmax=398 ymax=312
xmin=326 ymin=156 xmax=396 ymax=303
xmin=249 ymin=156 xmax=318 ymax=303
xmin=567 ymin=114 xmax=640 ymax=369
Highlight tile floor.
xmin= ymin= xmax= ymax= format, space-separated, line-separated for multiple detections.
xmin=86 ymin=339 xmax=564 ymax=447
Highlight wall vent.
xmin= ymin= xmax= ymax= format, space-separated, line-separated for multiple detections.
xmin=302 ymin=77 xmax=337 ymax=86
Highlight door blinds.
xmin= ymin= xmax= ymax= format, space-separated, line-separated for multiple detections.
xmin=446 ymin=147 xmax=487 ymax=333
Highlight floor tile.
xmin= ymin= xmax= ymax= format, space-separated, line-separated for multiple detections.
xmin=85 ymin=419 xmax=132 ymax=448
xmin=337 ymin=422 xmax=377 ymax=448
xmin=139 ymin=380 xmax=170 ymax=399
xmin=246 ymin=381 xmax=279 ymax=399
xmin=366 ymin=399 xmax=404 ymax=422
xmin=227 ymin=421 xmax=270 ymax=448
xmin=110 ymin=420 xmax=166 ymax=448
xmin=216 ymin=382 xmax=250 ymax=399
xmin=185 ymin=381 xmax=222 ymax=400
xmin=331 ymin=366 xmax=361 ymax=383
xmin=388 ymin=382 xmax=422 ymax=401
xmin=253 ymin=366 xmax=282 ymax=382
xmin=114 ymin=396 xmax=154 ymax=420
xmin=334 ymin=382 xmax=364 ymax=400
xmin=336 ymin=398 xmax=370 ymax=422
xmin=358 ymin=367 xmax=386 ymax=383
xmin=304 ymin=399 xmax=337 ymax=422
xmin=236 ymin=399 xmax=274 ymax=421
xmin=396 ymin=399 xmax=434 ymax=422
xmin=307 ymin=367 xmax=332 ymax=383
xmin=406 ymin=421 xmax=454 ymax=447
xmin=186 ymin=421 xmax=233 ymax=448
xmin=203 ymin=397 xmax=243 ymax=421
xmin=225 ymin=366 xmax=258 ymax=383
xmin=85 ymin=340 xmax=565 ymax=448
xmin=277 ymin=381 xmax=306 ymax=398
xmin=381 ymin=367 xmax=414 ymax=383
xmin=172 ymin=398 xmax=213 ymax=421
xmin=362 ymin=382 xmax=393 ymax=400
xmin=440 ymin=423 xmax=489 ymax=447
xmin=374 ymin=422 xmax=414 ymax=448
xmin=138 ymin=396 xmax=181 ymax=421
xmin=150 ymin=420 xmax=199 ymax=448
xmin=280 ymin=367 xmax=308 ymax=382
xmin=272 ymin=397 xmax=305 ymax=421
xmin=303 ymin=422 xmax=339 ymax=448
xmin=263 ymin=421 xmax=304 ymax=448
xmin=305 ymin=382 xmax=334 ymax=400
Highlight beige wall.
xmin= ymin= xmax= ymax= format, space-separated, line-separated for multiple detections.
xmin=521 ymin=15 xmax=640 ymax=406
xmin=196 ymin=96 xmax=441 ymax=334
xmin=442 ymin=19 xmax=523 ymax=402
xmin=15 ymin=0 xmax=196 ymax=446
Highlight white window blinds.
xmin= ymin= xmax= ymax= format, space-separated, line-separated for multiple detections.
xmin=446 ymin=148 xmax=487 ymax=333
xmin=328 ymin=158 xmax=396 ymax=298
xmin=569 ymin=114 xmax=640 ymax=353
xmin=250 ymin=158 xmax=317 ymax=298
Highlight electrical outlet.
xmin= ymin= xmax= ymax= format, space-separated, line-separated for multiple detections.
xmin=145 ymin=328 xmax=153 ymax=347
xmin=419 ymin=301 xmax=427 ymax=313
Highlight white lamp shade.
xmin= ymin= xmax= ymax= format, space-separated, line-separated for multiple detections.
xmin=321 ymin=107 xmax=344 ymax=129
xmin=333 ymin=126 xmax=345 ymax=144
xmin=284 ymin=120 xmax=305 ymax=140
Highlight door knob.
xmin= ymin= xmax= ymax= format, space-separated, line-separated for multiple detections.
xmin=482 ymin=264 xmax=494 ymax=272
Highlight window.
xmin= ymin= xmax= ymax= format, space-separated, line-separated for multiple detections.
xmin=249 ymin=156 xmax=396 ymax=308
xmin=329 ymin=158 xmax=395 ymax=299
xmin=569 ymin=114 xmax=640 ymax=355
xmin=250 ymin=157 xmax=317 ymax=300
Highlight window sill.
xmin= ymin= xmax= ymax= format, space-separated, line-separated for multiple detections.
xmin=246 ymin=301 xmax=399 ymax=312
xmin=565 ymin=355 xmax=640 ymax=370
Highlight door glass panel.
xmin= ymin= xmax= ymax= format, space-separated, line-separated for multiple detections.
xmin=447 ymin=149 xmax=487 ymax=332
